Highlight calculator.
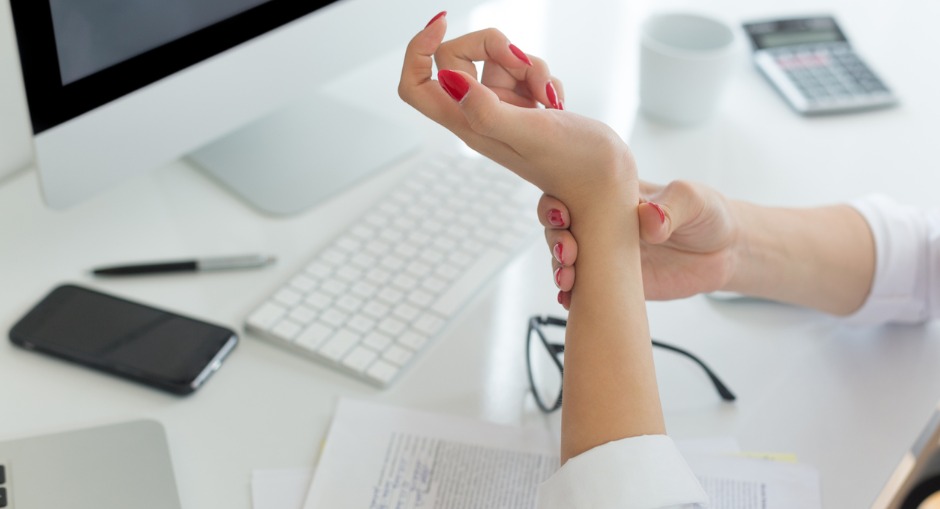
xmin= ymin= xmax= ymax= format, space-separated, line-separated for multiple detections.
xmin=743 ymin=16 xmax=897 ymax=114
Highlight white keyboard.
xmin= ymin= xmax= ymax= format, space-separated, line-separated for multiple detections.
xmin=245 ymin=153 xmax=539 ymax=387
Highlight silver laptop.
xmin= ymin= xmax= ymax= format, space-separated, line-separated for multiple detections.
xmin=0 ymin=420 xmax=182 ymax=509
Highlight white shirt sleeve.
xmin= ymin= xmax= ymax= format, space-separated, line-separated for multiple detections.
xmin=536 ymin=435 xmax=708 ymax=509
xmin=847 ymin=194 xmax=940 ymax=324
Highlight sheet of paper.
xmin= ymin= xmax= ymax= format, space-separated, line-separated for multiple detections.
xmin=287 ymin=399 xmax=820 ymax=509
xmin=686 ymin=454 xmax=821 ymax=509
xmin=303 ymin=399 xmax=558 ymax=509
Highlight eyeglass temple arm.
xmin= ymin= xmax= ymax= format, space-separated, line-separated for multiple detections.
xmin=652 ymin=340 xmax=737 ymax=402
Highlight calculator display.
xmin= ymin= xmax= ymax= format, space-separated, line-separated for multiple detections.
xmin=744 ymin=17 xmax=847 ymax=50
xmin=756 ymin=30 xmax=842 ymax=49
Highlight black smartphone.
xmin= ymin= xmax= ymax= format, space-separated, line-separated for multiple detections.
xmin=9 ymin=284 xmax=237 ymax=395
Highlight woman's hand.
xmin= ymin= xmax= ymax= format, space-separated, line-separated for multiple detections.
xmin=399 ymin=13 xmax=638 ymax=216
xmin=543 ymin=180 xmax=741 ymax=308
xmin=402 ymin=14 xmax=672 ymax=460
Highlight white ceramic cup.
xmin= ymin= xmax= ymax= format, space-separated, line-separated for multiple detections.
xmin=639 ymin=12 xmax=737 ymax=127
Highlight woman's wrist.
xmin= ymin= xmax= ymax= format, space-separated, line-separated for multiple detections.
xmin=722 ymin=202 xmax=875 ymax=314
xmin=722 ymin=200 xmax=763 ymax=295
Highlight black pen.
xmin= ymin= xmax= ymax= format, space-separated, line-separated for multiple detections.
xmin=92 ymin=254 xmax=276 ymax=276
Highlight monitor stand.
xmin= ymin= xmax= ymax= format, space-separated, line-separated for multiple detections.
xmin=187 ymin=94 xmax=421 ymax=216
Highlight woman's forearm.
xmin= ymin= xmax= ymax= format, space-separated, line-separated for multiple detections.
xmin=561 ymin=195 xmax=665 ymax=464
xmin=726 ymin=202 xmax=875 ymax=315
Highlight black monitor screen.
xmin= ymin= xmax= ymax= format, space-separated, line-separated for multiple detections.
xmin=50 ymin=0 xmax=273 ymax=85
xmin=10 ymin=0 xmax=337 ymax=134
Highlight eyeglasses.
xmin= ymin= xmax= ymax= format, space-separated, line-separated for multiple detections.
xmin=526 ymin=315 xmax=737 ymax=413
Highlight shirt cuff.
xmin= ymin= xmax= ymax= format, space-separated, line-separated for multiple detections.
xmin=846 ymin=194 xmax=931 ymax=325
xmin=536 ymin=435 xmax=707 ymax=509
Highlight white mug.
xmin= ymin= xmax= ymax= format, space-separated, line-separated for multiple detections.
xmin=639 ymin=12 xmax=737 ymax=127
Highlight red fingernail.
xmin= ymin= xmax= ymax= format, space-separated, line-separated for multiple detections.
xmin=438 ymin=69 xmax=470 ymax=103
xmin=553 ymin=242 xmax=564 ymax=264
xmin=509 ymin=44 xmax=533 ymax=66
xmin=548 ymin=209 xmax=564 ymax=227
xmin=649 ymin=202 xmax=666 ymax=224
xmin=425 ymin=11 xmax=447 ymax=28
xmin=554 ymin=267 xmax=562 ymax=288
xmin=546 ymin=82 xmax=564 ymax=110
xmin=557 ymin=290 xmax=564 ymax=305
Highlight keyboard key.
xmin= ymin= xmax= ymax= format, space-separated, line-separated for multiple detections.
xmin=409 ymin=231 xmax=432 ymax=246
xmin=320 ymin=279 xmax=348 ymax=296
xmin=335 ymin=294 xmax=364 ymax=314
xmin=383 ymin=345 xmax=414 ymax=366
xmin=365 ymin=267 xmax=392 ymax=285
xmin=364 ymin=240 xmax=391 ymax=257
xmin=414 ymin=313 xmax=445 ymax=336
xmin=247 ymin=302 xmax=287 ymax=331
xmin=378 ymin=316 xmax=408 ymax=337
xmin=319 ymin=308 xmax=349 ymax=328
xmin=288 ymin=305 xmax=318 ymax=325
xmin=271 ymin=319 xmax=303 ymax=342
xmin=377 ymin=287 xmax=404 ymax=305
xmin=366 ymin=360 xmax=399 ymax=385
xmin=421 ymin=276 xmax=448 ymax=294
xmin=342 ymin=346 xmax=380 ymax=373
xmin=335 ymin=266 xmax=364 ymax=282
xmin=347 ymin=314 xmax=377 ymax=334
xmin=418 ymin=248 xmax=446 ymax=265
xmin=380 ymin=255 xmax=407 ymax=272
xmin=362 ymin=301 xmax=391 ymax=320
xmin=392 ymin=303 xmax=421 ymax=322
xmin=319 ymin=329 xmax=361 ymax=362
xmin=362 ymin=331 xmax=393 ymax=351
xmin=398 ymin=331 xmax=430 ymax=351
xmin=394 ymin=243 xmax=420 ymax=259
xmin=304 ymin=291 xmax=332 ymax=311
xmin=407 ymin=289 xmax=435 ymax=309
xmin=390 ymin=273 xmax=418 ymax=292
xmin=405 ymin=260 xmax=433 ymax=278
xmin=295 ymin=323 xmax=334 ymax=351
xmin=273 ymin=288 xmax=303 ymax=308
xmin=349 ymin=253 xmax=377 ymax=270
xmin=350 ymin=281 xmax=379 ymax=299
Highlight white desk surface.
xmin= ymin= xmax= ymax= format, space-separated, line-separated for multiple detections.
xmin=2 ymin=1 xmax=940 ymax=508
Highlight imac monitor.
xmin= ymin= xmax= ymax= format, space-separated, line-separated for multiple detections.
xmin=7 ymin=0 xmax=455 ymax=214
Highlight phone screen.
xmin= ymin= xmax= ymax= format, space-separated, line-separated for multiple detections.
xmin=10 ymin=284 xmax=237 ymax=394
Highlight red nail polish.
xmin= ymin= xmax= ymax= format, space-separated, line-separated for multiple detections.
xmin=438 ymin=70 xmax=470 ymax=103
xmin=509 ymin=44 xmax=533 ymax=66
xmin=425 ymin=11 xmax=447 ymax=28
xmin=557 ymin=290 xmax=564 ymax=305
xmin=649 ymin=202 xmax=666 ymax=224
xmin=554 ymin=267 xmax=562 ymax=288
xmin=553 ymin=242 xmax=564 ymax=264
xmin=546 ymin=82 xmax=564 ymax=110
xmin=548 ymin=209 xmax=564 ymax=227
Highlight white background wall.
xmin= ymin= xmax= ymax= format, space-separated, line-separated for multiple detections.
xmin=0 ymin=0 xmax=33 ymax=183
